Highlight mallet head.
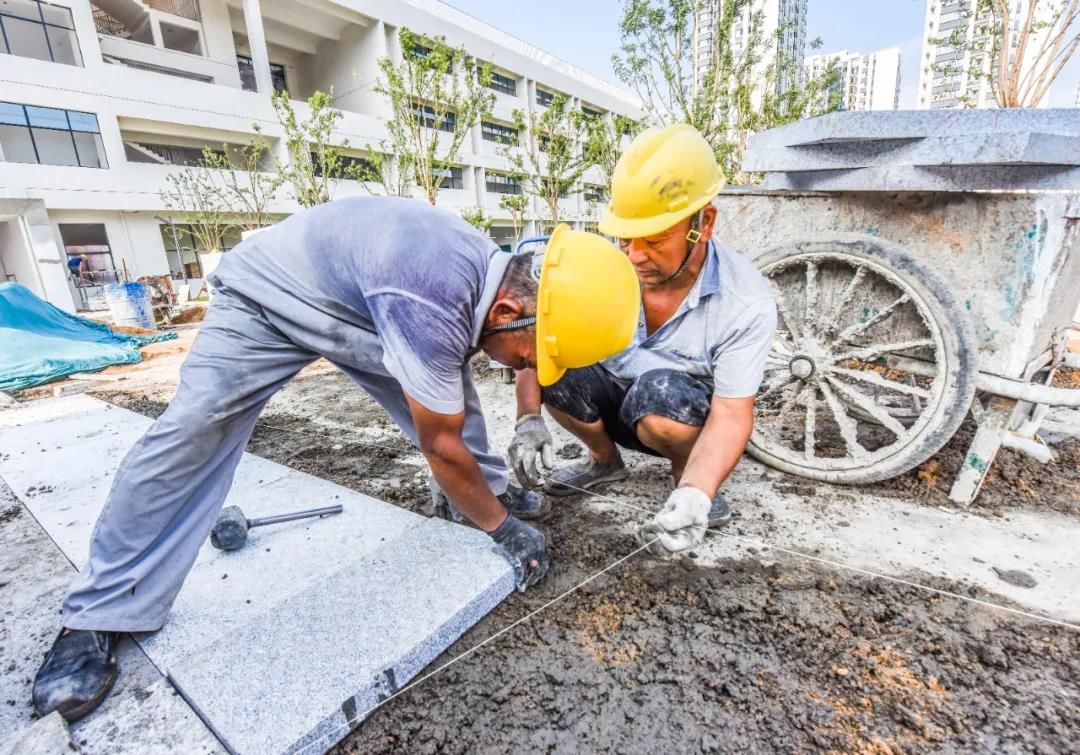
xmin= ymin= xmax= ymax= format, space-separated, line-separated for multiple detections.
xmin=210 ymin=505 xmax=249 ymax=551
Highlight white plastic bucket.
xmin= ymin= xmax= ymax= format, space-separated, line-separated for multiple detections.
xmin=104 ymin=282 xmax=155 ymax=330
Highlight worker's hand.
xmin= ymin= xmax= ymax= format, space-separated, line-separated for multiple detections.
xmin=637 ymin=487 xmax=711 ymax=558
xmin=507 ymin=414 xmax=555 ymax=489
xmin=429 ymin=474 xmax=463 ymax=523
xmin=489 ymin=514 xmax=549 ymax=591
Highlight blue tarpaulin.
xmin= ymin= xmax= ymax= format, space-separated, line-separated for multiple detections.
xmin=0 ymin=282 xmax=177 ymax=392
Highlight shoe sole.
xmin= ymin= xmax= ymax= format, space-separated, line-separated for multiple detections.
xmin=53 ymin=665 xmax=118 ymax=723
xmin=707 ymin=513 xmax=732 ymax=528
xmin=514 ymin=495 xmax=553 ymax=522
xmin=544 ymin=468 xmax=629 ymax=498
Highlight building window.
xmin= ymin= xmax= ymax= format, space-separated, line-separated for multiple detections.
xmin=237 ymin=55 xmax=288 ymax=93
xmin=434 ymin=166 xmax=463 ymax=190
xmin=413 ymin=102 xmax=456 ymax=133
xmin=486 ymin=172 xmax=521 ymax=195
xmin=407 ymin=41 xmax=433 ymax=60
xmin=310 ymin=152 xmax=377 ymax=180
xmin=124 ymin=142 xmax=221 ymax=166
xmin=536 ymin=88 xmax=556 ymax=107
xmin=0 ymin=0 xmax=82 ymax=66
xmin=481 ymin=120 xmax=516 ymax=145
xmin=0 ymin=102 xmax=107 ymax=167
xmin=581 ymin=106 xmax=603 ymax=119
xmin=583 ymin=185 xmax=606 ymax=203
xmin=489 ymin=70 xmax=516 ymax=96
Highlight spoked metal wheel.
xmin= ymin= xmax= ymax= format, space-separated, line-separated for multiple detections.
xmin=748 ymin=235 xmax=978 ymax=484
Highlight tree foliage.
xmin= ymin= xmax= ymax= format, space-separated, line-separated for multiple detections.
xmin=498 ymin=95 xmax=610 ymax=225
xmin=272 ymin=89 xmax=369 ymax=207
xmin=200 ymin=126 xmax=286 ymax=230
xmin=460 ymin=206 xmax=494 ymax=234
xmin=498 ymin=193 xmax=529 ymax=241
xmin=376 ymin=28 xmax=495 ymax=204
xmin=160 ymin=165 xmax=230 ymax=253
xmin=611 ymin=0 xmax=841 ymax=183
xmin=932 ymin=0 xmax=1079 ymax=108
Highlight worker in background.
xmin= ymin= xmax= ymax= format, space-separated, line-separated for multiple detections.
xmin=67 ymin=254 xmax=88 ymax=285
xmin=508 ymin=124 xmax=777 ymax=559
xmin=32 ymin=197 xmax=639 ymax=722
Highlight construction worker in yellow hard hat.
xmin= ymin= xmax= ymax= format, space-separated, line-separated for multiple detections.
xmin=32 ymin=198 xmax=639 ymax=723
xmin=508 ymin=123 xmax=778 ymax=561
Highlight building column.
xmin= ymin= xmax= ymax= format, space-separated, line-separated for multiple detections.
xmin=241 ymin=0 xmax=274 ymax=95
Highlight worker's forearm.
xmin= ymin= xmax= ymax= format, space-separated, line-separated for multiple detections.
xmin=678 ymin=408 xmax=753 ymax=499
xmin=514 ymin=368 xmax=542 ymax=418
xmin=422 ymin=434 xmax=507 ymax=532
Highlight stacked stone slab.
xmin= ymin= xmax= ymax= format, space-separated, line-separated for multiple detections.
xmin=741 ymin=109 xmax=1080 ymax=192
xmin=0 ymin=395 xmax=514 ymax=754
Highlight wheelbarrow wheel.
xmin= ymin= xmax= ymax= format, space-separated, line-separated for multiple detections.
xmin=747 ymin=234 xmax=978 ymax=484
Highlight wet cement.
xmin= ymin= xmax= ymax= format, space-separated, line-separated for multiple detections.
xmin=97 ymin=373 xmax=1080 ymax=753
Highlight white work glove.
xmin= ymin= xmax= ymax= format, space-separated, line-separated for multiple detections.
xmin=637 ymin=487 xmax=712 ymax=558
xmin=507 ymin=414 xmax=555 ymax=489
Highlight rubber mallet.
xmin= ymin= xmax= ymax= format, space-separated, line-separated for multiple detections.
xmin=210 ymin=504 xmax=343 ymax=551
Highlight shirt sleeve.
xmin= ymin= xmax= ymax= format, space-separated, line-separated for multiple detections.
xmin=710 ymin=298 xmax=778 ymax=399
xmin=365 ymin=291 xmax=471 ymax=414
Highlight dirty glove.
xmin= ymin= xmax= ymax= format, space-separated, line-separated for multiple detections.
xmin=490 ymin=514 xmax=549 ymax=591
xmin=507 ymin=414 xmax=555 ymax=489
xmin=429 ymin=474 xmax=463 ymax=523
xmin=637 ymin=487 xmax=711 ymax=558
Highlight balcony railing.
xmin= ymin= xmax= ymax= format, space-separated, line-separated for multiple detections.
xmin=147 ymin=0 xmax=200 ymax=21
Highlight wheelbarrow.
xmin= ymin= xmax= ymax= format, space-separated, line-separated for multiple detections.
xmin=714 ymin=110 xmax=1080 ymax=505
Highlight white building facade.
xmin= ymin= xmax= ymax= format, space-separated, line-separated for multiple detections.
xmin=0 ymin=0 xmax=641 ymax=312
xmin=693 ymin=0 xmax=808 ymax=97
xmin=805 ymin=47 xmax=901 ymax=111
xmin=917 ymin=0 xmax=1060 ymax=109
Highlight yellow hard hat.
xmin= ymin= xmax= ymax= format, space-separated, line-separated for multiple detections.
xmin=599 ymin=123 xmax=725 ymax=240
xmin=535 ymin=224 xmax=640 ymax=387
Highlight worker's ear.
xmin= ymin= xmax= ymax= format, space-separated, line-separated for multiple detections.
xmin=698 ymin=204 xmax=717 ymax=241
xmin=486 ymin=295 xmax=526 ymax=327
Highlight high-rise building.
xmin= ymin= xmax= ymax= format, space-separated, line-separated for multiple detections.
xmin=917 ymin=0 xmax=1061 ymax=109
xmin=693 ymin=0 xmax=808 ymax=97
xmin=0 ymin=0 xmax=640 ymax=313
xmin=805 ymin=47 xmax=902 ymax=111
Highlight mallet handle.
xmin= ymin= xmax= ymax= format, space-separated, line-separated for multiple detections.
xmin=247 ymin=505 xmax=344 ymax=529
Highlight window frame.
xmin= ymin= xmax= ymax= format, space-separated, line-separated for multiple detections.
xmin=434 ymin=165 xmax=463 ymax=190
xmin=485 ymin=171 xmax=521 ymax=195
xmin=488 ymin=70 xmax=517 ymax=96
xmin=413 ymin=102 xmax=457 ymax=133
xmin=535 ymin=88 xmax=556 ymax=108
xmin=481 ymin=120 xmax=517 ymax=145
xmin=0 ymin=0 xmax=82 ymax=66
xmin=0 ymin=101 xmax=107 ymax=168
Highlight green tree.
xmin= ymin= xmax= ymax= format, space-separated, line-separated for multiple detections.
xmin=376 ymin=29 xmax=495 ymax=204
xmin=272 ymin=89 xmax=372 ymax=207
xmin=499 ymin=95 xmax=609 ymax=225
xmin=498 ymin=193 xmax=528 ymax=241
xmin=460 ymin=206 xmax=493 ymax=234
xmin=201 ymin=126 xmax=286 ymax=230
xmin=612 ymin=0 xmax=840 ymax=184
xmin=160 ymin=165 xmax=230 ymax=253
xmin=932 ymin=0 xmax=1079 ymax=108
xmin=593 ymin=114 xmax=641 ymax=187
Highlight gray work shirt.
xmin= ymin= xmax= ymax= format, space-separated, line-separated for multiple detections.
xmin=210 ymin=197 xmax=509 ymax=415
xmin=602 ymin=240 xmax=777 ymax=398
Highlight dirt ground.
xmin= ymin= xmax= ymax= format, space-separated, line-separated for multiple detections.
xmin=14 ymin=335 xmax=1080 ymax=753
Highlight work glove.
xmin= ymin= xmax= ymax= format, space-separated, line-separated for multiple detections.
xmin=429 ymin=475 xmax=463 ymax=523
xmin=490 ymin=514 xmax=549 ymax=591
xmin=507 ymin=414 xmax=556 ymax=489
xmin=637 ymin=487 xmax=712 ymax=559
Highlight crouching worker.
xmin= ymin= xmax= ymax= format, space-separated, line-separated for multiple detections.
xmin=32 ymin=197 xmax=639 ymax=722
xmin=508 ymin=125 xmax=777 ymax=560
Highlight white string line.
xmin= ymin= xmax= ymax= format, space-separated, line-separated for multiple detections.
xmin=290 ymin=540 xmax=657 ymax=755
xmin=551 ymin=480 xmax=1080 ymax=633
xmin=254 ymin=419 xmax=1080 ymax=632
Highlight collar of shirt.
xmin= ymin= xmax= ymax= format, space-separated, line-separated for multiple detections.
xmin=471 ymin=248 xmax=513 ymax=347
xmin=637 ymin=239 xmax=723 ymax=343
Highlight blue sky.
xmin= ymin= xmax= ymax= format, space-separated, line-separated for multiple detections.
xmin=445 ymin=0 xmax=1079 ymax=108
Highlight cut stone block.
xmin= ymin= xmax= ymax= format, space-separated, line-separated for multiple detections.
xmin=1 ymin=395 xmax=514 ymax=754
xmin=168 ymin=518 xmax=514 ymax=755
xmin=0 ymin=712 xmax=76 ymax=755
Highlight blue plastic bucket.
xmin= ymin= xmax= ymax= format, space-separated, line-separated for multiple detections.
xmin=104 ymin=282 xmax=155 ymax=330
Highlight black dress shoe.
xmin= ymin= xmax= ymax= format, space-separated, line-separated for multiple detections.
xmin=32 ymin=629 xmax=119 ymax=722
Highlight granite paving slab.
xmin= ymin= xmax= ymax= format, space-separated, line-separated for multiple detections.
xmin=168 ymin=518 xmax=515 ymax=755
xmin=1 ymin=396 xmax=515 ymax=754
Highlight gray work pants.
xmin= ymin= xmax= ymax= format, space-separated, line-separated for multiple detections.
xmin=62 ymin=287 xmax=508 ymax=632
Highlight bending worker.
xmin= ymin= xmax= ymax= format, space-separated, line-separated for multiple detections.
xmin=32 ymin=197 xmax=639 ymax=722
xmin=509 ymin=124 xmax=777 ymax=558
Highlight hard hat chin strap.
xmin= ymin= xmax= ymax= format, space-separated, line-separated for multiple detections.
xmin=649 ymin=210 xmax=704 ymax=288
xmin=481 ymin=315 xmax=536 ymax=339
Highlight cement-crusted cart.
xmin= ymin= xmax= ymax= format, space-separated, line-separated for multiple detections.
xmin=714 ymin=110 xmax=1080 ymax=505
